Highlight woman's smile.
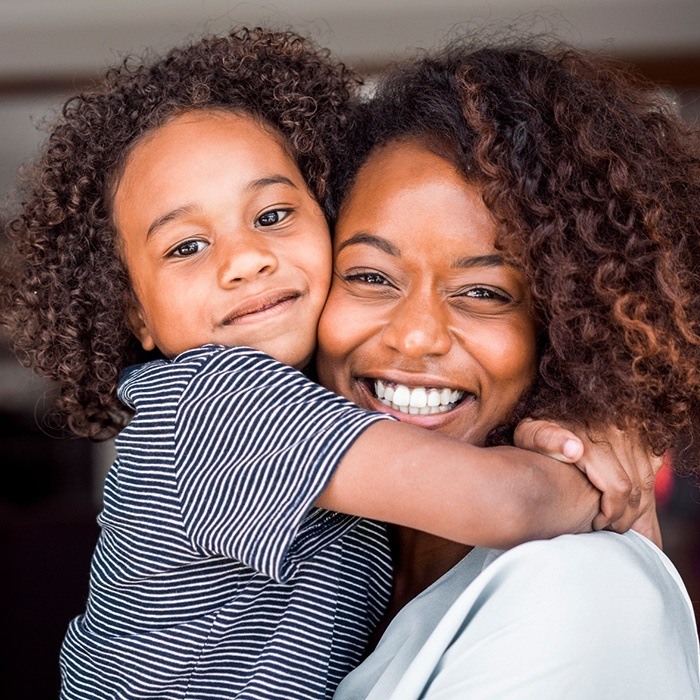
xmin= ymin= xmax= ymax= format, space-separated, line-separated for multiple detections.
xmin=355 ymin=374 xmax=476 ymax=428
xmin=318 ymin=139 xmax=538 ymax=445
xmin=370 ymin=379 xmax=469 ymax=415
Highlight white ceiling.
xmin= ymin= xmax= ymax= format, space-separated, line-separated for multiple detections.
xmin=0 ymin=0 xmax=698 ymax=196
xmin=0 ymin=0 xmax=698 ymax=77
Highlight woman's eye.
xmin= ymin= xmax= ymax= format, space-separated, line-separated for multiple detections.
xmin=460 ymin=286 xmax=510 ymax=302
xmin=170 ymin=240 xmax=208 ymax=257
xmin=256 ymin=209 xmax=290 ymax=227
xmin=345 ymin=272 xmax=390 ymax=285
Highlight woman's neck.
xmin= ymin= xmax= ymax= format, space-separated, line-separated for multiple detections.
xmin=365 ymin=526 xmax=472 ymax=652
xmin=389 ymin=526 xmax=472 ymax=605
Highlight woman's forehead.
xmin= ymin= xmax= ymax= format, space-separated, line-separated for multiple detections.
xmin=336 ymin=140 xmax=497 ymax=257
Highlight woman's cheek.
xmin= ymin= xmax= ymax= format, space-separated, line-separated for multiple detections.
xmin=318 ymin=290 xmax=387 ymax=389
xmin=497 ymin=327 xmax=537 ymax=398
xmin=464 ymin=319 xmax=538 ymax=392
xmin=317 ymin=291 xmax=357 ymax=389
xmin=318 ymin=289 xmax=347 ymax=357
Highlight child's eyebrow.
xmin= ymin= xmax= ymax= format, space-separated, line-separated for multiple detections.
xmin=147 ymin=204 xmax=201 ymax=240
xmin=145 ymin=176 xmax=298 ymax=240
xmin=244 ymin=175 xmax=298 ymax=193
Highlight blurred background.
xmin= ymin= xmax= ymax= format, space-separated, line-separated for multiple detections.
xmin=1 ymin=1 xmax=699 ymax=697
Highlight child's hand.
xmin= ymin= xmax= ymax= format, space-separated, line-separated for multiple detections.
xmin=514 ymin=419 xmax=663 ymax=545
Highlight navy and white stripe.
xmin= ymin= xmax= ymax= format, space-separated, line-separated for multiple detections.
xmin=60 ymin=345 xmax=392 ymax=699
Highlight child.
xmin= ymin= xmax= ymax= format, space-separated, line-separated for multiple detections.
xmin=2 ymin=28 xmax=641 ymax=699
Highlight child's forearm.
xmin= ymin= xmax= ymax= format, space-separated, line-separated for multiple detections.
xmin=316 ymin=421 xmax=601 ymax=548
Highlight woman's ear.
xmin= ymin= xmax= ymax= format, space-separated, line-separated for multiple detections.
xmin=126 ymin=302 xmax=156 ymax=352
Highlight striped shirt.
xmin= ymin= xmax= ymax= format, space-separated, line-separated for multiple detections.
xmin=60 ymin=345 xmax=393 ymax=699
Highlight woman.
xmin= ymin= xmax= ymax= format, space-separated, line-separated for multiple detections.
xmin=1 ymin=27 xmax=669 ymax=698
xmin=320 ymin=42 xmax=700 ymax=697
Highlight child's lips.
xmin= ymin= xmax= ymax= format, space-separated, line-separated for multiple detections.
xmin=220 ymin=289 xmax=302 ymax=326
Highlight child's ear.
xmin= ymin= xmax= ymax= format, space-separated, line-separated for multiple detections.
xmin=126 ymin=303 xmax=156 ymax=352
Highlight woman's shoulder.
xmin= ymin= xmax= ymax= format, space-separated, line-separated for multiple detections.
xmin=500 ymin=530 xmax=675 ymax=590
xmin=448 ymin=533 xmax=698 ymax=692
xmin=343 ymin=535 xmax=699 ymax=700
xmin=375 ymin=534 xmax=699 ymax=699
xmin=485 ymin=531 xmax=697 ymax=646
xmin=495 ymin=531 xmax=674 ymax=600
xmin=502 ymin=529 xmax=657 ymax=575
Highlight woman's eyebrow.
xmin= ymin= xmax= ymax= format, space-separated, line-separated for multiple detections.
xmin=453 ymin=253 xmax=504 ymax=269
xmin=336 ymin=232 xmax=400 ymax=257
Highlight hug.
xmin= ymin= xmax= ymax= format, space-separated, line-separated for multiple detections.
xmin=2 ymin=27 xmax=699 ymax=699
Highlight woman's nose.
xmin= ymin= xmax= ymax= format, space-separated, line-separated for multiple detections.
xmin=381 ymin=294 xmax=452 ymax=359
xmin=217 ymin=235 xmax=279 ymax=287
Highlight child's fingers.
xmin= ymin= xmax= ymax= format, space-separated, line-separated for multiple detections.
xmin=513 ymin=418 xmax=584 ymax=462
xmin=604 ymin=432 xmax=660 ymax=534
xmin=578 ymin=444 xmax=635 ymax=530
xmin=631 ymin=438 xmax=659 ymax=510
xmin=514 ymin=419 xmax=656 ymax=533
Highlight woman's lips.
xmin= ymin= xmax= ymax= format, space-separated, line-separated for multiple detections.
xmin=220 ymin=290 xmax=301 ymax=326
xmin=356 ymin=377 xmax=476 ymax=425
xmin=374 ymin=379 xmax=465 ymax=415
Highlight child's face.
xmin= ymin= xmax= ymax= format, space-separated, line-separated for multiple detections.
xmin=113 ymin=110 xmax=331 ymax=368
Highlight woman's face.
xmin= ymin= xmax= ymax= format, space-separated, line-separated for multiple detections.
xmin=317 ymin=140 xmax=538 ymax=445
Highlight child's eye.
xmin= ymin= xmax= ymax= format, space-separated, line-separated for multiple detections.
xmin=256 ymin=209 xmax=291 ymax=227
xmin=169 ymin=240 xmax=208 ymax=257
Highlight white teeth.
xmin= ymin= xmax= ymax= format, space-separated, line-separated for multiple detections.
xmin=409 ymin=387 xmax=427 ymax=408
xmin=392 ymin=385 xmax=411 ymax=407
xmin=372 ymin=380 xmax=467 ymax=416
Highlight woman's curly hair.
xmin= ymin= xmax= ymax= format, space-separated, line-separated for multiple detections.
xmin=332 ymin=40 xmax=700 ymax=460
xmin=2 ymin=27 xmax=359 ymax=439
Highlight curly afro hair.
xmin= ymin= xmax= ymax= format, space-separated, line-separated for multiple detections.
xmin=2 ymin=27 xmax=360 ymax=439
xmin=332 ymin=41 xmax=700 ymax=460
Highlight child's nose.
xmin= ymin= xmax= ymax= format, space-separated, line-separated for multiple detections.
xmin=217 ymin=238 xmax=279 ymax=287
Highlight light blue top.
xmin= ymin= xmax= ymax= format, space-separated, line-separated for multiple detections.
xmin=335 ymin=530 xmax=700 ymax=699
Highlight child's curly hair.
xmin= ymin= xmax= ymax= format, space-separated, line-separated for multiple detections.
xmin=332 ymin=40 xmax=700 ymax=459
xmin=2 ymin=27 xmax=359 ymax=439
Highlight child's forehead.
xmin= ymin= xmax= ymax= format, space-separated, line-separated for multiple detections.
xmin=112 ymin=109 xmax=317 ymax=237
xmin=115 ymin=109 xmax=303 ymax=194
xmin=129 ymin=109 xmax=291 ymax=164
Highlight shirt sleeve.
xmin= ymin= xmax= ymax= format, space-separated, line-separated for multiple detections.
xmin=171 ymin=345 xmax=392 ymax=583
xmin=415 ymin=532 xmax=700 ymax=699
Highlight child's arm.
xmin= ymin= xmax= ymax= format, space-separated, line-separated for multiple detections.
xmin=513 ymin=418 xmax=664 ymax=547
xmin=166 ymin=347 xmax=635 ymax=577
xmin=316 ymin=420 xmax=600 ymax=549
